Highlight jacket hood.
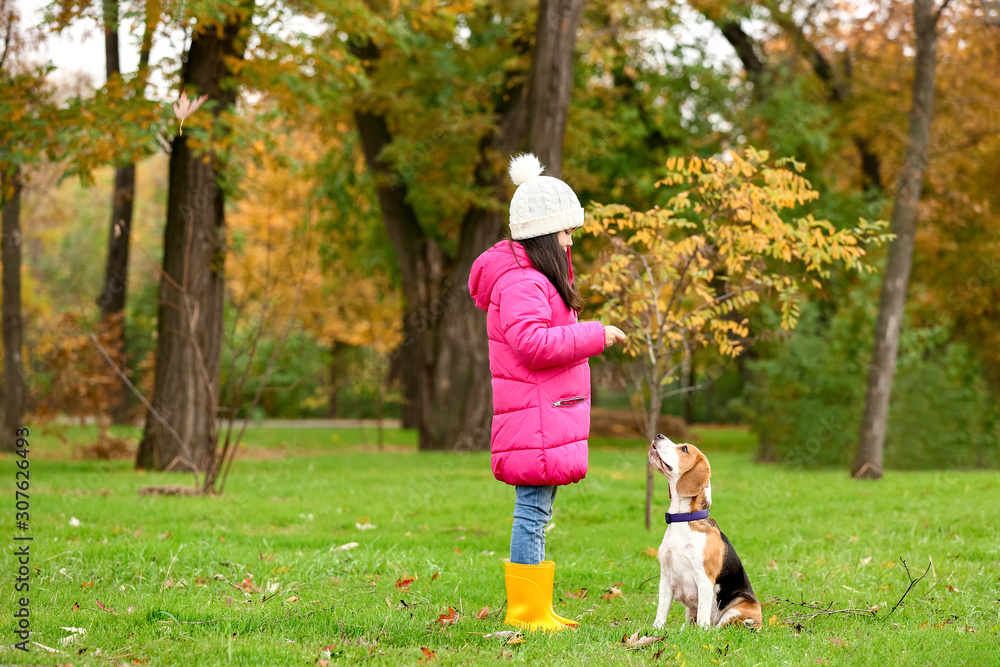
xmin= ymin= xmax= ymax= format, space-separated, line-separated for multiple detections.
xmin=469 ymin=240 xmax=576 ymax=312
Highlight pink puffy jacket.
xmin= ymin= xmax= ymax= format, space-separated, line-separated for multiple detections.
xmin=468 ymin=240 xmax=606 ymax=486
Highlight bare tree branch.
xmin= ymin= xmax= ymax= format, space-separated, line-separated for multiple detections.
xmin=889 ymin=557 xmax=932 ymax=615
xmin=88 ymin=332 xmax=200 ymax=486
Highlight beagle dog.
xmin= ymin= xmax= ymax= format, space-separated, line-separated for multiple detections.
xmin=648 ymin=434 xmax=762 ymax=630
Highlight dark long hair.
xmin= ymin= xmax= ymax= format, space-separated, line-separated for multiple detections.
xmin=511 ymin=233 xmax=584 ymax=312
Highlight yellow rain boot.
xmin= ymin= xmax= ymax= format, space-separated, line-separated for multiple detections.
xmin=540 ymin=561 xmax=580 ymax=627
xmin=503 ymin=561 xmax=577 ymax=631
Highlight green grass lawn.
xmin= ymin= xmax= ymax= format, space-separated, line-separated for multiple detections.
xmin=2 ymin=426 xmax=998 ymax=665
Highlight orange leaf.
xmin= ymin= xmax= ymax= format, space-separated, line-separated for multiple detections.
xmin=643 ymin=547 xmax=658 ymax=558
xmin=96 ymin=600 xmax=117 ymax=615
xmin=420 ymin=646 xmax=437 ymax=661
xmin=437 ymin=607 xmax=458 ymax=626
xmin=601 ymin=586 xmax=623 ymax=600
xmin=396 ymin=576 xmax=416 ymax=591
xmin=565 ymin=588 xmax=587 ymax=599
xmin=431 ymin=572 xmax=440 ymax=581
xmin=476 ymin=606 xmax=490 ymax=620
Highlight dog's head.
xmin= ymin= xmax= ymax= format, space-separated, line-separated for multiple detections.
xmin=648 ymin=434 xmax=711 ymax=498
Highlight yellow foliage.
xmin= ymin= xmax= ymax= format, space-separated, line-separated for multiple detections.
xmin=226 ymin=120 xmax=402 ymax=353
xmin=582 ymin=147 xmax=892 ymax=391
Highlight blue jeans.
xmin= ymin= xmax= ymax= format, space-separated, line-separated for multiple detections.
xmin=510 ymin=485 xmax=557 ymax=564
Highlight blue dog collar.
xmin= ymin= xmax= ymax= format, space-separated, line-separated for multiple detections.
xmin=665 ymin=510 xmax=710 ymax=524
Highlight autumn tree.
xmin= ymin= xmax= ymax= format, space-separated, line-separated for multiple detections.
xmin=338 ymin=0 xmax=586 ymax=450
xmin=851 ymin=0 xmax=952 ymax=479
xmin=95 ymin=0 xmax=158 ymax=423
xmin=0 ymin=2 xmax=56 ymax=447
xmin=135 ymin=2 xmax=254 ymax=472
xmin=584 ymin=148 xmax=891 ymax=527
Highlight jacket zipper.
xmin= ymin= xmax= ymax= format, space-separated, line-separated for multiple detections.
xmin=552 ymin=396 xmax=586 ymax=407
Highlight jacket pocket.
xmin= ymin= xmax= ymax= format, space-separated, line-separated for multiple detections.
xmin=552 ymin=396 xmax=587 ymax=407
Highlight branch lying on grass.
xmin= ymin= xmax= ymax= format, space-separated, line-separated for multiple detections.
xmin=889 ymin=557 xmax=932 ymax=616
xmin=771 ymin=556 xmax=931 ymax=625
xmin=770 ymin=596 xmax=876 ymax=624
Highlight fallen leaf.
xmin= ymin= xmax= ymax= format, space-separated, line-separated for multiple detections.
xmin=431 ymin=572 xmax=440 ymax=581
xmin=71 ymin=602 xmax=80 ymax=612
xmin=505 ymin=634 xmax=524 ymax=645
xmin=565 ymin=588 xmax=588 ymax=599
xmin=69 ymin=517 xmax=81 ymax=527
xmin=849 ymin=536 xmax=858 ymax=542
xmin=767 ymin=559 xmax=779 ymax=570
xmin=622 ymin=631 xmax=664 ymax=649
xmin=484 ymin=631 xmax=520 ymax=640
xmin=159 ymin=532 xmax=172 ymax=540
xmin=355 ymin=522 xmax=377 ymax=531
xmin=859 ymin=557 xmax=872 ymax=566
xmin=829 ymin=638 xmax=846 ymax=647
xmin=81 ymin=580 xmax=93 ymax=589
xmin=259 ymin=552 xmax=275 ymax=562
xmin=476 ymin=606 xmax=490 ymax=620
xmin=286 ymin=596 xmax=299 ymax=603
xmin=947 ymin=585 xmax=962 ymax=593
xmin=396 ymin=576 xmax=416 ymax=591
xmin=963 ymin=626 xmax=979 ymax=633
xmin=195 ymin=577 xmax=207 ymax=585
xmin=601 ymin=586 xmax=623 ymax=600
xmin=238 ymin=576 xmax=259 ymax=593
xmin=437 ymin=607 xmax=458 ymax=626
xmin=420 ymin=647 xmax=436 ymax=661
xmin=96 ymin=600 xmax=117 ymax=615
xmin=58 ymin=627 xmax=86 ymax=646
xmin=793 ymin=572 xmax=804 ymax=580
xmin=643 ymin=546 xmax=658 ymax=558
xmin=453 ymin=548 xmax=462 ymax=554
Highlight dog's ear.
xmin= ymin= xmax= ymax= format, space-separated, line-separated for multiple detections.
xmin=676 ymin=454 xmax=711 ymax=497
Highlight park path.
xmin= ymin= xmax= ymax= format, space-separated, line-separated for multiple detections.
xmin=52 ymin=415 xmax=403 ymax=429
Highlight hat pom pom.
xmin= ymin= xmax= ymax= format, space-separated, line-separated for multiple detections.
xmin=509 ymin=153 xmax=544 ymax=186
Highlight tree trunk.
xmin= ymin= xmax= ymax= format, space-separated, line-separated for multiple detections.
xmin=683 ymin=353 xmax=695 ymax=425
xmin=100 ymin=161 xmax=134 ymax=424
xmin=526 ymin=0 xmax=585 ymax=177
xmin=328 ymin=341 xmax=340 ymax=418
xmin=99 ymin=0 xmax=156 ymax=425
xmin=352 ymin=0 xmax=581 ymax=451
xmin=135 ymin=6 xmax=252 ymax=472
xmin=853 ymin=0 xmax=943 ymax=480
xmin=353 ymin=90 xmax=525 ymax=451
xmin=1 ymin=169 xmax=23 ymax=449
xmin=643 ymin=384 xmax=661 ymax=530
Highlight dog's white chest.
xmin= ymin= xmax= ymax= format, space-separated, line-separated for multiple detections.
xmin=659 ymin=526 xmax=709 ymax=605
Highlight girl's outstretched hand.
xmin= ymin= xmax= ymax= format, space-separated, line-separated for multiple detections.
xmin=604 ymin=325 xmax=627 ymax=348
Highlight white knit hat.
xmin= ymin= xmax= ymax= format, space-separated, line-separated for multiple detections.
xmin=507 ymin=153 xmax=584 ymax=240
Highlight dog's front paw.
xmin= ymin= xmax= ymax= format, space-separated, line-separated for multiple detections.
xmin=652 ymin=619 xmax=666 ymax=630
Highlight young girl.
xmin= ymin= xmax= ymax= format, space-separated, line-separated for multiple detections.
xmin=468 ymin=153 xmax=626 ymax=631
